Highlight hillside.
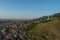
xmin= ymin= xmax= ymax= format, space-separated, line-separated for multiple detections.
xmin=27 ymin=13 xmax=60 ymax=40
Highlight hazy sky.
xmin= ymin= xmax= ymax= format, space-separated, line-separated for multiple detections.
xmin=0 ymin=0 xmax=60 ymax=19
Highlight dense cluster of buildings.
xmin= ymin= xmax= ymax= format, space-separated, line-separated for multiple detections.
xmin=0 ymin=20 xmax=39 ymax=40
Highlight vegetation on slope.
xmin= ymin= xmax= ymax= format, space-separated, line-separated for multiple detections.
xmin=27 ymin=13 xmax=60 ymax=40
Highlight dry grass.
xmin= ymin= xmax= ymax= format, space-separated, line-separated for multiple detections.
xmin=27 ymin=20 xmax=60 ymax=40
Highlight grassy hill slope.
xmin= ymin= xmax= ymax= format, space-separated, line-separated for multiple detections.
xmin=27 ymin=20 xmax=60 ymax=40
xmin=27 ymin=13 xmax=60 ymax=40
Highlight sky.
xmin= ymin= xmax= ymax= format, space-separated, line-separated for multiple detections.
xmin=0 ymin=0 xmax=60 ymax=19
